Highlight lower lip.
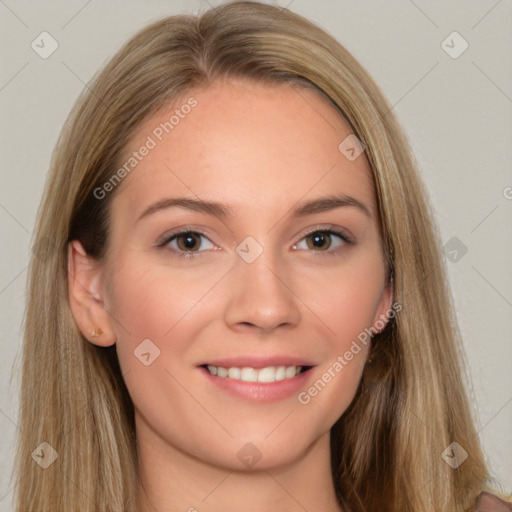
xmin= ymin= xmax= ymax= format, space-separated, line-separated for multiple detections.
xmin=198 ymin=367 xmax=313 ymax=402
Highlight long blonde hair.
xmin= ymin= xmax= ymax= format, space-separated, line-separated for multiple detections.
xmin=14 ymin=2 xmax=503 ymax=510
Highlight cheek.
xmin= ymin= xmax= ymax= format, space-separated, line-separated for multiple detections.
xmin=298 ymin=254 xmax=386 ymax=345
xmin=293 ymin=256 xmax=385 ymax=413
xmin=104 ymin=254 xmax=222 ymax=372
xmin=296 ymin=288 xmax=376 ymax=428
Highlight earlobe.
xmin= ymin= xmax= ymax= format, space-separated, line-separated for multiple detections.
xmin=67 ymin=240 xmax=116 ymax=347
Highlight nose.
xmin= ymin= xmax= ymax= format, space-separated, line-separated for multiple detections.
xmin=223 ymin=247 xmax=302 ymax=335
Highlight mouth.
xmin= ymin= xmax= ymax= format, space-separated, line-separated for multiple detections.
xmin=200 ymin=364 xmax=313 ymax=383
xmin=196 ymin=355 xmax=317 ymax=401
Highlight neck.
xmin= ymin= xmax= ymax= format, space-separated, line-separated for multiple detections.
xmin=135 ymin=417 xmax=342 ymax=512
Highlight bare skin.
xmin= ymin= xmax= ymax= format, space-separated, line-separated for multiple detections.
xmin=68 ymin=77 xmax=392 ymax=512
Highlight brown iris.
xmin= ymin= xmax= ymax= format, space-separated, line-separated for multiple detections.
xmin=175 ymin=232 xmax=202 ymax=251
xmin=306 ymin=231 xmax=332 ymax=251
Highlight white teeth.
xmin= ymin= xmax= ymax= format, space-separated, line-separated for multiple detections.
xmin=241 ymin=367 xmax=258 ymax=382
xmin=257 ymin=367 xmax=276 ymax=383
xmin=285 ymin=366 xmax=297 ymax=378
xmin=205 ymin=364 xmax=302 ymax=382
xmin=228 ymin=367 xmax=241 ymax=379
xmin=275 ymin=366 xmax=286 ymax=381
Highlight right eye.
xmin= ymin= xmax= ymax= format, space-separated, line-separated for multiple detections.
xmin=158 ymin=230 xmax=217 ymax=259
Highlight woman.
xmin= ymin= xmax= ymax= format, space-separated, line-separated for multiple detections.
xmin=13 ymin=1 xmax=510 ymax=511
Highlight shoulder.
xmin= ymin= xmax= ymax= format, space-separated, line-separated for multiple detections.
xmin=474 ymin=491 xmax=512 ymax=511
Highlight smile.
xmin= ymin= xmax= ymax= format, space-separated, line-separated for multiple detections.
xmin=203 ymin=364 xmax=309 ymax=383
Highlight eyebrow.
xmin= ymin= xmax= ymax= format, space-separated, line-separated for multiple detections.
xmin=136 ymin=193 xmax=372 ymax=223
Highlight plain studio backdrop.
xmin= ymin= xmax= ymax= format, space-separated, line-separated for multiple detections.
xmin=0 ymin=1 xmax=511 ymax=509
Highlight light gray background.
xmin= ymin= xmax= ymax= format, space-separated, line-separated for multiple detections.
xmin=1 ymin=1 xmax=511 ymax=509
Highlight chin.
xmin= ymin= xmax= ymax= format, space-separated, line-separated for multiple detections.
xmin=203 ymin=424 xmax=327 ymax=472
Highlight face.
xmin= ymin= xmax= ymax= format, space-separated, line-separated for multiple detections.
xmin=72 ymin=77 xmax=392 ymax=471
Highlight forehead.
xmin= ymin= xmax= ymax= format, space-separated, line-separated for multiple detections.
xmin=112 ymin=78 xmax=375 ymax=224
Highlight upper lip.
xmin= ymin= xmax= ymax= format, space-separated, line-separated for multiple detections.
xmin=197 ymin=355 xmax=316 ymax=369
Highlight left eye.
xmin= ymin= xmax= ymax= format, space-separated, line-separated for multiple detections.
xmin=293 ymin=229 xmax=349 ymax=252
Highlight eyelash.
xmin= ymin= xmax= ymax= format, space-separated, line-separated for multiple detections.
xmin=157 ymin=225 xmax=354 ymax=260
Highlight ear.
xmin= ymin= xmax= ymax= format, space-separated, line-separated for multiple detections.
xmin=371 ymin=276 xmax=395 ymax=334
xmin=67 ymin=240 xmax=116 ymax=347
